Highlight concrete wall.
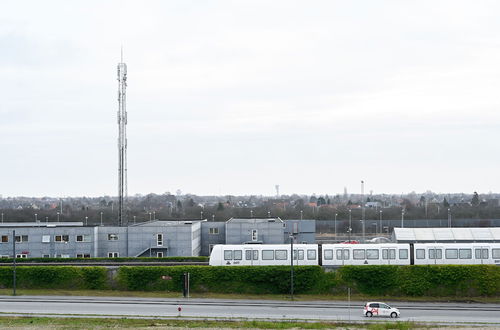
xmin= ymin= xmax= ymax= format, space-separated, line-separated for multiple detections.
xmin=200 ymin=222 xmax=226 ymax=256
xmin=225 ymin=219 xmax=285 ymax=244
xmin=284 ymin=220 xmax=316 ymax=244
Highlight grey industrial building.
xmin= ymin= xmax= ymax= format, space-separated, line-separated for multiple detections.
xmin=0 ymin=218 xmax=315 ymax=258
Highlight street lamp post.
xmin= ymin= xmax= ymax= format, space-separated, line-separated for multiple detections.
xmin=153 ymin=211 xmax=156 ymax=220
xmin=200 ymin=211 xmax=203 ymax=220
xmin=34 ymin=213 xmax=37 ymax=222
xmin=334 ymin=213 xmax=338 ymax=237
xmin=300 ymin=210 xmax=303 ymax=220
xmin=448 ymin=208 xmax=451 ymax=228
xmin=212 ymin=214 xmax=215 ymax=222
xmin=268 ymin=211 xmax=271 ymax=218
xmin=348 ymin=209 xmax=352 ymax=242
xmin=133 ymin=216 xmax=136 ymax=224
xmin=250 ymin=210 xmax=253 ymax=218
xmin=100 ymin=212 xmax=103 ymax=226
xmin=379 ymin=210 xmax=383 ymax=235
xmin=85 ymin=216 xmax=88 ymax=226
xmin=57 ymin=212 xmax=60 ymax=222
xmin=289 ymin=234 xmax=294 ymax=301
xmin=401 ymin=209 xmax=405 ymax=228
xmin=149 ymin=212 xmax=152 ymax=221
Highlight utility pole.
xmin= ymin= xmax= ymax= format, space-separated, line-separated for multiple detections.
xmin=12 ymin=230 xmax=16 ymax=296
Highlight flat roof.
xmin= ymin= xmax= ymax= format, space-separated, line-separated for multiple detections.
xmin=393 ymin=227 xmax=500 ymax=242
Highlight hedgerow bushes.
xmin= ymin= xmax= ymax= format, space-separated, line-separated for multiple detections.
xmin=0 ymin=266 xmax=108 ymax=290
xmin=338 ymin=265 xmax=500 ymax=296
xmin=0 ymin=265 xmax=496 ymax=297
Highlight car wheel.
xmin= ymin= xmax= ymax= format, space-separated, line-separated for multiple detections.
xmin=390 ymin=312 xmax=398 ymax=318
xmin=366 ymin=311 xmax=373 ymax=317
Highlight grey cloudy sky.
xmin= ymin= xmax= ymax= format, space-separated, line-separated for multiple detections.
xmin=1 ymin=1 xmax=499 ymax=197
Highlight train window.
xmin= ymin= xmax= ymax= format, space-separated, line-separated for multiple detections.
xmin=224 ymin=250 xmax=232 ymax=260
xmin=307 ymin=249 xmax=316 ymax=260
xmin=353 ymin=249 xmax=365 ymax=260
xmin=492 ymin=249 xmax=500 ymax=259
xmin=429 ymin=249 xmax=442 ymax=259
xmin=382 ymin=249 xmax=396 ymax=259
xmin=459 ymin=249 xmax=472 ymax=259
xmin=445 ymin=249 xmax=458 ymax=259
xmin=475 ymin=249 xmax=488 ymax=259
xmin=324 ymin=249 xmax=333 ymax=260
xmin=336 ymin=249 xmax=350 ymax=260
xmin=293 ymin=249 xmax=304 ymax=260
xmin=416 ymin=249 xmax=425 ymax=259
xmin=366 ymin=249 xmax=379 ymax=259
xmin=233 ymin=250 xmax=242 ymax=260
xmin=262 ymin=250 xmax=274 ymax=260
xmin=399 ymin=249 xmax=408 ymax=259
xmin=246 ymin=250 xmax=259 ymax=260
xmin=275 ymin=250 xmax=287 ymax=260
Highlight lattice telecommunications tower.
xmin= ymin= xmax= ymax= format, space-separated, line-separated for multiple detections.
xmin=117 ymin=55 xmax=128 ymax=226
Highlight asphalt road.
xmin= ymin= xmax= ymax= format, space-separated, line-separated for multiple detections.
xmin=0 ymin=296 xmax=498 ymax=326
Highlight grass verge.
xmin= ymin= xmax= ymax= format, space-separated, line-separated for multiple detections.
xmin=0 ymin=316 xmax=432 ymax=329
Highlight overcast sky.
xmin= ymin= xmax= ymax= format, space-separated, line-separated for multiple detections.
xmin=1 ymin=1 xmax=499 ymax=197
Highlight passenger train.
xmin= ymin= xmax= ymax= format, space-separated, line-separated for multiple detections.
xmin=209 ymin=243 xmax=500 ymax=266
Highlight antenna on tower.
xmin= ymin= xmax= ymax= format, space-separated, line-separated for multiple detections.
xmin=117 ymin=52 xmax=128 ymax=226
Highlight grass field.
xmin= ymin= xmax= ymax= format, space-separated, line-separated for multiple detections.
xmin=0 ymin=316 xmax=433 ymax=329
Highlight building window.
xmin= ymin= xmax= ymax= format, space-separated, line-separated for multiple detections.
xmin=15 ymin=235 xmax=28 ymax=243
xmin=108 ymin=252 xmax=119 ymax=258
xmin=0 ymin=255 xmax=9 ymax=258
xmin=209 ymin=244 xmax=216 ymax=254
xmin=16 ymin=254 xmax=27 ymax=258
xmin=55 ymin=235 xmax=69 ymax=243
xmin=55 ymin=254 xmax=70 ymax=258
xmin=76 ymin=254 xmax=91 ymax=258
xmin=251 ymin=229 xmax=258 ymax=241
xmin=42 ymin=254 xmax=50 ymax=258
xmin=42 ymin=235 xmax=50 ymax=243
xmin=209 ymin=228 xmax=219 ymax=235
xmin=157 ymin=234 xmax=163 ymax=247
xmin=76 ymin=235 xmax=91 ymax=242
xmin=108 ymin=234 xmax=119 ymax=241
xmin=157 ymin=252 xmax=164 ymax=258
xmin=1 ymin=235 xmax=8 ymax=243
xmin=399 ymin=249 xmax=408 ymax=259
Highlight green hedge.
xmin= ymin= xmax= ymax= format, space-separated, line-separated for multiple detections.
xmin=338 ymin=265 xmax=500 ymax=296
xmin=0 ymin=265 xmax=496 ymax=297
xmin=0 ymin=266 xmax=108 ymax=290
xmin=0 ymin=257 xmax=208 ymax=263
xmin=117 ymin=265 xmax=324 ymax=294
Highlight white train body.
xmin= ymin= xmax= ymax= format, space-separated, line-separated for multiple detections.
xmin=209 ymin=243 xmax=500 ymax=266
xmin=209 ymin=244 xmax=319 ymax=266
xmin=321 ymin=243 xmax=410 ymax=266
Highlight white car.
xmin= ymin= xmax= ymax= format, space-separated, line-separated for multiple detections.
xmin=363 ymin=302 xmax=400 ymax=318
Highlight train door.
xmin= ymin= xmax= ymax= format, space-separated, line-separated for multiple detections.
xmin=335 ymin=247 xmax=349 ymax=266
xmin=474 ymin=246 xmax=489 ymax=265
xmin=381 ymin=247 xmax=396 ymax=265
xmin=428 ymin=246 xmax=443 ymax=265
xmin=244 ymin=247 xmax=259 ymax=266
